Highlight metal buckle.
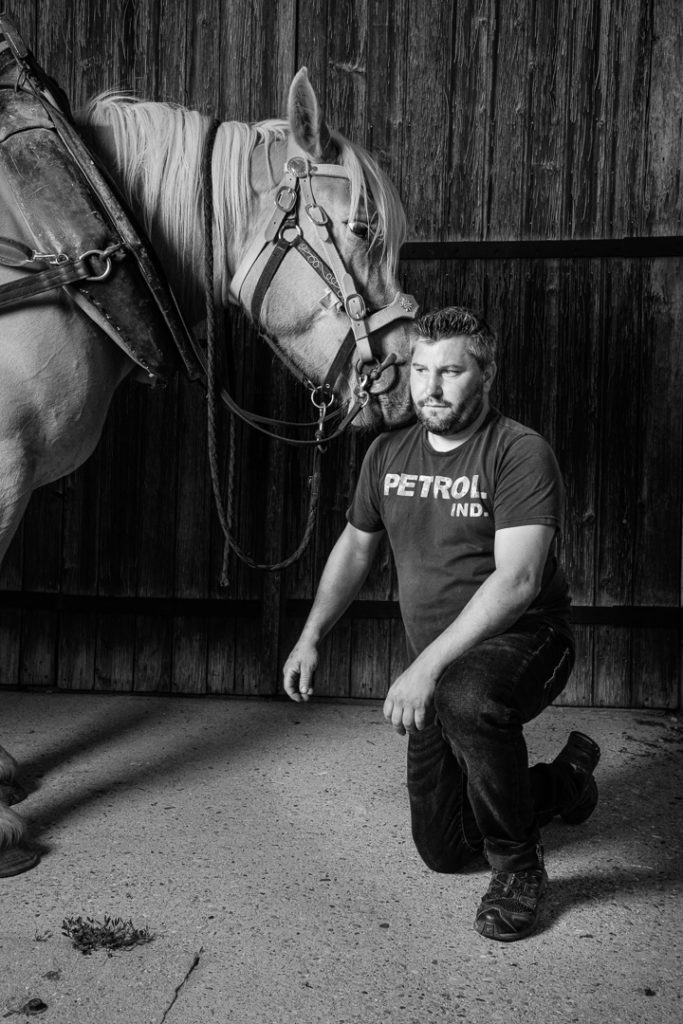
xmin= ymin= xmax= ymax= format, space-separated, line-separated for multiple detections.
xmin=276 ymin=186 xmax=297 ymax=212
xmin=345 ymin=293 xmax=367 ymax=320
xmin=305 ymin=204 xmax=328 ymax=226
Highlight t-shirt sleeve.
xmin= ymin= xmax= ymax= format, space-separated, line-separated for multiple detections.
xmin=346 ymin=437 xmax=386 ymax=533
xmin=493 ymin=434 xmax=565 ymax=530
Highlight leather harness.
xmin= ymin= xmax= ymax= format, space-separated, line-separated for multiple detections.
xmin=0 ymin=14 xmax=419 ymax=573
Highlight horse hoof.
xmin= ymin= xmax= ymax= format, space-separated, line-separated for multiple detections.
xmin=0 ymin=844 xmax=40 ymax=877
xmin=0 ymin=781 xmax=27 ymax=806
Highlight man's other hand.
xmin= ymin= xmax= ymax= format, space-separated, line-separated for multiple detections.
xmin=283 ymin=640 xmax=319 ymax=702
xmin=382 ymin=666 xmax=437 ymax=734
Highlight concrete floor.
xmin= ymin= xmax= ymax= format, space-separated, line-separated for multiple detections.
xmin=0 ymin=690 xmax=681 ymax=1024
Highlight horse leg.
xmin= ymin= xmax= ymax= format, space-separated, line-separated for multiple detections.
xmin=0 ymin=446 xmax=40 ymax=875
xmin=0 ymin=744 xmax=25 ymax=801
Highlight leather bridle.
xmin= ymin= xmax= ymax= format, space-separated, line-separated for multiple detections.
xmin=200 ymin=125 xmax=418 ymax=576
xmin=223 ymin=134 xmax=419 ymax=441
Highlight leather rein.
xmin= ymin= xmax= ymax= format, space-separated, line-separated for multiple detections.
xmin=200 ymin=121 xmax=418 ymax=577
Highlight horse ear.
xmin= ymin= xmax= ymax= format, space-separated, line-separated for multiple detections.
xmin=287 ymin=67 xmax=338 ymax=162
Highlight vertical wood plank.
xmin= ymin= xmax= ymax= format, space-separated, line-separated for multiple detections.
xmin=645 ymin=0 xmax=683 ymax=235
xmin=447 ymin=0 xmax=497 ymax=239
xmin=399 ymin=0 xmax=454 ymax=241
xmin=133 ymin=614 xmax=173 ymax=694
xmin=366 ymin=0 xmax=408 ymax=180
xmin=57 ymin=611 xmax=96 ymax=691
xmin=556 ymin=623 xmax=592 ymax=707
xmin=133 ymin=382 xmax=178 ymax=692
xmin=485 ymin=0 xmax=531 ymax=240
xmin=18 ymin=484 xmax=62 ymax=688
xmin=170 ymin=382 xmax=210 ymax=689
xmin=171 ymin=616 xmax=208 ymax=694
xmin=206 ymin=613 xmax=236 ymax=695
xmin=94 ymin=613 xmax=136 ymax=691
xmin=315 ymin=620 xmax=353 ymax=699
xmin=325 ymin=0 xmax=368 ymax=139
xmin=93 ymin=380 xmax=140 ymax=690
xmin=593 ymin=260 xmax=640 ymax=706
xmin=0 ymin=608 xmax=21 ymax=689
xmin=349 ymin=619 xmax=391 ymax=699
xmin=631 ymin=259 xmax=683 ymax=707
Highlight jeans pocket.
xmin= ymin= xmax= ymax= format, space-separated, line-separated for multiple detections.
xmin=542 ymin=641 xmax=574 ymax=707
xmin=517 ymin=627 xmax=575 ymax=722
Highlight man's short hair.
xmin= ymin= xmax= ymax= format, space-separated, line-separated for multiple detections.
xmin=413 ymin=306 xmax=498 ymax=371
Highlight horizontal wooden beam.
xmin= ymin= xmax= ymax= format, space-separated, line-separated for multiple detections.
xmin=0 ymin=591 xmax=680 ymax=628
xmin=400 ymin=237 xmax=683 ymax=261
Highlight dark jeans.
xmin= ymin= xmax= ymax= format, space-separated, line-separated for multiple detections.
xmin=407 ymin=621 xmax=575 ymax=874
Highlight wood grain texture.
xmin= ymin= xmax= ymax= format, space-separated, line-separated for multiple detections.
xmin=0 ymin=1 xmax=679 ymax=706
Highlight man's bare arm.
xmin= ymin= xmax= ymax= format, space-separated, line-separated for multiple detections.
xmin=283 ymin=523 xmax=384 ymax=701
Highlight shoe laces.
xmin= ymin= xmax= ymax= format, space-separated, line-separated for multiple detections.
xmin=485 ymin=868 xmax=545 ymax=908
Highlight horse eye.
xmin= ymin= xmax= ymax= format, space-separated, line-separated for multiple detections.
xmin=348 ymin=220 xmax=369 ymax=239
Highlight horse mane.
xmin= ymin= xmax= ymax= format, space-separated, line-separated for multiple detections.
xmin=79 ymin=95 xmax=407 ymax=314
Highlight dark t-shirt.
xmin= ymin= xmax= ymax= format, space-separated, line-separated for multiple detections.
xmin=347 ymin=408 xmax=573 ymax=658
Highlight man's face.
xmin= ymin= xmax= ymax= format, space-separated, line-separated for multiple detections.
xmin=410 ymin=335 xmax=494 ymax=435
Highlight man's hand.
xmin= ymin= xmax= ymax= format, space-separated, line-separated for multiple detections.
xmin=382 ymin=664 xmax=438 ymax=735
xmin=283 ymin=640 xmax=319 ymax=702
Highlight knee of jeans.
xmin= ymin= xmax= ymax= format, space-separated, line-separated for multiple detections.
xmin=435 ymin=669 xmax=511 ymax=740
xmin=411 ymin=826 xmax=478 ymax=874
xmin=434 ymin=670 xmax=481 ymax=735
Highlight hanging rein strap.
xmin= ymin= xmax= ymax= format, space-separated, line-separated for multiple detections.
xmin=202 ymin=121 xmax=324 ymax=581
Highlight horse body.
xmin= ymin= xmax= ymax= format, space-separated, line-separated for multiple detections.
xmin=0 ymin=197 xmax=132 ymax=564
xmin=0 ymin=67 xmax=418 ymax=874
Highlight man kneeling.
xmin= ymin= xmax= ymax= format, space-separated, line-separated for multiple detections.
xmin=283 ymin=306 xmax=600 ymax=942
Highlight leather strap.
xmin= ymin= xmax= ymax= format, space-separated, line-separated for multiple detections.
xmin=0 ymin=255 xmax=96 ymax=310
xmin=0 ymin=235 xmax=35 ymax=266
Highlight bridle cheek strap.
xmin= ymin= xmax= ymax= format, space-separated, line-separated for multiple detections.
xmin=295 ymin=167 xmax=374 ymax=367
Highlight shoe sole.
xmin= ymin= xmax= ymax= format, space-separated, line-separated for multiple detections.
xmin=475 ymin=914 xmax=543 ymax=941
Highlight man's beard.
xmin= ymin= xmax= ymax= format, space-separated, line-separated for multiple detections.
xmin=414 ymin=386 xmax=485 ymax=436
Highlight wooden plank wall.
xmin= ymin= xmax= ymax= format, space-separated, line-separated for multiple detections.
xmin=0 ymin=0 xmax=680 ymax=707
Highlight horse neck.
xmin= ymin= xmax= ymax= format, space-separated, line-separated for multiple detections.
xmin=82 ymin=100 xmax=287 ymax=325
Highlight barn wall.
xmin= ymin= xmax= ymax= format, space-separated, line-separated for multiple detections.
xmin=0 ymin=0 xmax=680 ymax=707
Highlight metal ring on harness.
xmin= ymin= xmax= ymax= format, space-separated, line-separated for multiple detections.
xmin=80 ymin=248 xmax=113 ymax=281
xmin=278 ymin=222 xmax=303 ymax=245
xmin=355 ymin=352 xmax=402 ymax=398
xmin=310 ymin=384 xmax=335 ymax=410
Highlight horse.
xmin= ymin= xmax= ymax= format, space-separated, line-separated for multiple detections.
xmin=0 ymin=63 xmax=419 ymax=876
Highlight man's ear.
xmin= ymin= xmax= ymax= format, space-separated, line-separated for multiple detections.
xmin=483 ymin=362 xmax=497 ymax=391
xmin=287 ymin=67 xmax=338 ymax=161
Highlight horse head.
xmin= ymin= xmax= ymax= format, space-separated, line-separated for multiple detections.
xmin=82 ymin=71 xmax=419 ymax=430
xmin=227 ymin=68 xmax=418 ymax=430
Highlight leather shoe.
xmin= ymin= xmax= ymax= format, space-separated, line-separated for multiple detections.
xmin=475 ymin=864 xmax=548 ymax=942
xmin=554 ymin=730 xmax=600 ymax=824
